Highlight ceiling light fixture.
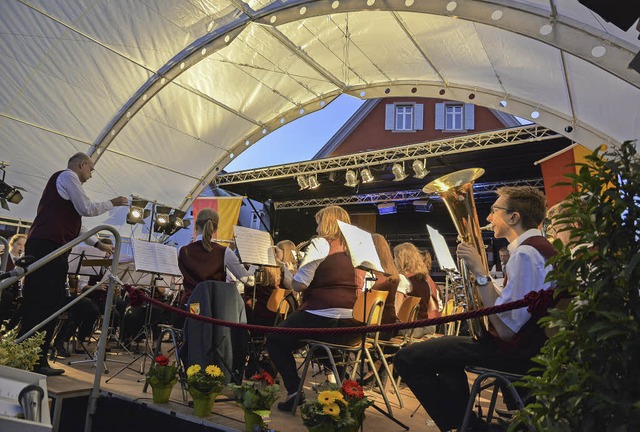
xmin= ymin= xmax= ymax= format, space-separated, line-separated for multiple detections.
xmin=392 ymin=163 xmax=408 ymax=182
xmin=297 ymin=175 xmax=309 ymax=190
xmin=344 ymin=170 xmax=359 ymax=187
xmin=412 ymin=160 xmax=429 ymax=179
xmin=361 ymin=168 xmax=374 ymax=183
xmin=307 ymin=174 xmax=320 ymax=190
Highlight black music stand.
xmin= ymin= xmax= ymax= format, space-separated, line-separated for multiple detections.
xmin=106 ymin=239 xmax=181 ymax=382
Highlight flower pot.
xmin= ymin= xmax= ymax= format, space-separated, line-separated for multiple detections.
xmin=151 ymin=384 xmax=175 ymax=404
xmin=243 ymin=409 xmax=267 ymax=432
xmin=192 ymin=392 xmax=218 ymax=417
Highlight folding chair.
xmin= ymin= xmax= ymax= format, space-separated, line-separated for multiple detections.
xmin=290 ymin=290 xmax=389 ymax=415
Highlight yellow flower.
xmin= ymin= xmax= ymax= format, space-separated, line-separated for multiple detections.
xmin=328 ymin=390 xmax=343 ymax=402
xmin=206 ymin=365 xmax=223 ymax=377
xmin=186 ymin=364 xmax=201 ymax=377
xmin=322 ymin=403 xmax=340 ymax=417
xmin=318 ymin=390 xmax=336 ymax=405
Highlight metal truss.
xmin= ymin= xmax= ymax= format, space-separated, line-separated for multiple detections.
xmin=273 ymin=178 xmax=543 ymax=210
xmin=215 ymin=125 xmax=559 ymax=186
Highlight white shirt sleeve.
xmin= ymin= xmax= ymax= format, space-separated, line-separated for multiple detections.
xmin=56 ymin=170 xmax=114 ymax=217
xmin=397 ymin=274 xmax=412 ymax=295
xmin=224 ymin=247 xmax=255 ymax=286
xmin=293 ymin=237 xmax=330 ymax=287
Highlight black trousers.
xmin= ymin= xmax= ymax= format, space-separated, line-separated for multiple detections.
xmin=394 ymin=335 xmax=535 ymax=431
xmin=266 ymin=310 xmax=359 ymax=394
xmin=18 ymin=238 xmax=68 ymax=365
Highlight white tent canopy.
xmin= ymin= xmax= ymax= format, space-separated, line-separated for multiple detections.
xmin=1 ymin=0 xmax=638 ymax=235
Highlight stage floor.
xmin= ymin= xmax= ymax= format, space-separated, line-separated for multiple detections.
xmin=45 ymin=339 xmax=504 ymax=431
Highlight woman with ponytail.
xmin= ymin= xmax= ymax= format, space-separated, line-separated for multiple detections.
xmin=177 ymin=208 xmax=227 ymax=305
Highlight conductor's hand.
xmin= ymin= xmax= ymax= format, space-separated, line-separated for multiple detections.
xmin=456 ymin=243 xmax=485 ymax=277
xmin=110 ymin=196 xmax=129 ymax=207
xmin=96 ymin=241 xmax=115 ymax=256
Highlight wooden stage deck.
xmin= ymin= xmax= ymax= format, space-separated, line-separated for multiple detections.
xmin=45 ymin=342 xmax=441 ymax=432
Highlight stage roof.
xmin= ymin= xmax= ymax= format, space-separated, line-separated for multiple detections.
xmin=1 ymin=1 xmax=638 ymax=234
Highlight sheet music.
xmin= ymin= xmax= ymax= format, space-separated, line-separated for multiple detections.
xmin=233 ymin=226 xmax=277 ymax=267
xmin=132 ymin=238 xmax=181 ymax=276
xmin=427 ymin=224 xmax=458 ymax=272
xmin=337 ymin=221 xmax=386 ymax=275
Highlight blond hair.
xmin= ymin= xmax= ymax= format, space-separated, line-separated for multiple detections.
xmin=315 ymin=206 xmax=350 ymax=242
xmin=9 ymin=233 xmax=27 ymax=248
xmin=260 ymin=266 xmax=282 ymax=287
xmin=394 ymin=242 xmax=430 ymax=281
xmin=195 ymin=208 xmax=219 ymax=252
xmin=276 ymin=239 xmax=297 ymax=269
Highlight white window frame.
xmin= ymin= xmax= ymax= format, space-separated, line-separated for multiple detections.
xmin=445 ymin=104 xmax=464 ymax=131
xmin=395 ymin=105 xmax=414 ymax=131
xmin=385 ymin=103 xmax=424 ymax=132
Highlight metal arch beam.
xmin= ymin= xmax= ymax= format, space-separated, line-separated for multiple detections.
xmin=273 ymin=178 xmax=544 ymax=210
xmin=79 ymin=0 xmax=637 ymax=213
xmin=215 ymin=125 xmax=558 ymax=185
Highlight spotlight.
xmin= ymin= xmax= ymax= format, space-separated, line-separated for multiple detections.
xmin=308 ymin=174 xmax=320 ymax=190
xmin=412 ymin=160 xmax=429 ymax=179
xmin=297 ymin=175 xmax=309 ymax=190
xmin=361 ymin=168 xmax=374 ymax=183
xmin=126 ymin=198 xmax=150 ymax=225
xmin=344 ymin=170 xmax=359 ymax=187
xmin=164 ymin=209 xmax=191 ymax=235
xmin=153 ymin=206 xmax=172 ymax=233
xmin=0 ymin=162 xmax=26 ymax=211
xmin=391 ymin=163 xmax=408 ymax=182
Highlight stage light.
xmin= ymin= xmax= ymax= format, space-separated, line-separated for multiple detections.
xmin=392 ymin=163 xmax=408 ymax=182
xmin=344 ymin=170 xmax=359 ymax=187
xmin=126 ymin=198 xmax=150 ymax=225
xmin=412 ymin=160 xmax=429 ymax=179
xmin=164 ymin=209 xmax=191 ymax=235
xmin=308 ymin=174 xmax=320 ymax=189
xmin=361 ymin=168 xmax=374 ymax=183
xmin=378 ymin=202 xmax=397 ymax=215
xmin=153 ymin=206 xmax=172 ymax=233
xmin=297 ymin=175 xmax=309 ymax=190
xmin=413 ymin=199 xmax=433 ymax=213
xmin=0 ymin=163 xmax=26 ymax=211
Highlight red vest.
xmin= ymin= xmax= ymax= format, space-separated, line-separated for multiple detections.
xmin=299 ymin=250 xmax=358 ymax=311
xmin=178 ymin=240 xmax=227 ymax=303
xmin=28 ymin=171 xmax=82 ymax=245
xmin=408 ymin=274 xmax=441 ymax=320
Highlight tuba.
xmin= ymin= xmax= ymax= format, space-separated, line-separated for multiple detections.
xmin=423 ymin=168 xmax=491 ymax=339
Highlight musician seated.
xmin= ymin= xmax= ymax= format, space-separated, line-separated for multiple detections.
xmin=52 ymin=275 xmax=102 ymax=357
xmin=394 ymin=186 xmax=556 ymax=431
xmin=0 ymin=234 xmax=27 ymax=329
xmin=244 ymin=266 xmax=291 ymax=330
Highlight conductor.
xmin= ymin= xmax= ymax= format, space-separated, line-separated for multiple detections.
xmin=18 ymin=153 xmax=128 ymax=376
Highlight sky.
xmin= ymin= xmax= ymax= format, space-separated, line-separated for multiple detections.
xmin=225 ymin=94 xmax=365 ymax=172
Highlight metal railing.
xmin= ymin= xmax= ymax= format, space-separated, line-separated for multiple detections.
xmin=0 ymin=236 xmax=8 ymax=272
xmin=0 ymin=225 xmax=121 ymax=432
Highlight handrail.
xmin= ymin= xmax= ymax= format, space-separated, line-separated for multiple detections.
xmin=0 ymin=225 xmax=121 ymax=432
xmin=0 ymin=236 xmax=8 ymax=272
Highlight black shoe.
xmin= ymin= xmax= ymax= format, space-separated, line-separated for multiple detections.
xmin=54 ymin=344 xmax=71 ymax=358
xmin=277 ymin=391 xmax=305 ymax=412
xmin=34 ymin=364 xmax=65 ymax=376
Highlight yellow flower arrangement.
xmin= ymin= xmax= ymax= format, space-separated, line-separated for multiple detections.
xmin=301 ymin=381 xmax=373 ymax=432
xmin=186 ymin=363 xmax=225 ymax=397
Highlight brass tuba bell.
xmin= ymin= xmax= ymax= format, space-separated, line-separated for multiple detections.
xmin=423 ymin=168 xmax=491 ymax=339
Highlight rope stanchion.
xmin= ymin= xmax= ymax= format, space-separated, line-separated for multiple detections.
xmin=124 ymin=285 xmax=555 ymax=337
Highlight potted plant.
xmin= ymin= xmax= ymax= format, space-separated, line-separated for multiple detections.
xmin=300 ymin=379 xmax=374 ymax=432
xmin=0 ymin=327 xmax=44 ymax=371
xmin=186 ymin=363 xmax=225 ymax=417
xmin=228 ymin=370 xmax=280 ymax=432
xmin=513 ymin=141 xmax=640 ymax=431
xmin=146 ymin=355 xmax=179 ymax=403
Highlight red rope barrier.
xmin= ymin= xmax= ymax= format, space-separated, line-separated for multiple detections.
xmin=124 ymin=285 xmax=554 ymax=336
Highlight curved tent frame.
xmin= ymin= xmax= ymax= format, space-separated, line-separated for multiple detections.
xmin=0 ymin=0 xmax=638 ymax=233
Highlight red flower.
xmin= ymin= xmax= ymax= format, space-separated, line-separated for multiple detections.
xmin=250 ymin=370 xmax=275 ymax=386
xmin=155 ymin=355 xmax=170 ymax=366
xmin=341 ymin=379 xmax=364 ymax=399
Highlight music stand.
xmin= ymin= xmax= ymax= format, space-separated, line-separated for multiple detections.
xmin=106 ymin=239 xmax=181 ymax=382
xmin=337 ymin=222 xmax=408 ymax=430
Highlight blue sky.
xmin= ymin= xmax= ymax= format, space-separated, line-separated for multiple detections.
xmin=225 ymin=94 xmax=364 ymax=172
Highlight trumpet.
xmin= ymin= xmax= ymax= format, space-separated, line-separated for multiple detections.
xmin=423 ymin=168 xmax=491 ymax=340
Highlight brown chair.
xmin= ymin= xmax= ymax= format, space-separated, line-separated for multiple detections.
xmin=291 ymin=290 xmax=390 ymax=415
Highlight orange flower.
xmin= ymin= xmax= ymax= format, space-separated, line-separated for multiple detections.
xmin=341 ymin=379 xmax=364 ymax=399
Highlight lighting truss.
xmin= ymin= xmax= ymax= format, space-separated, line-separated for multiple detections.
xmin=273 ymin=178 xmax=544 ymax=210
xmin=215 ymin=125 xmax=558 ymax=186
